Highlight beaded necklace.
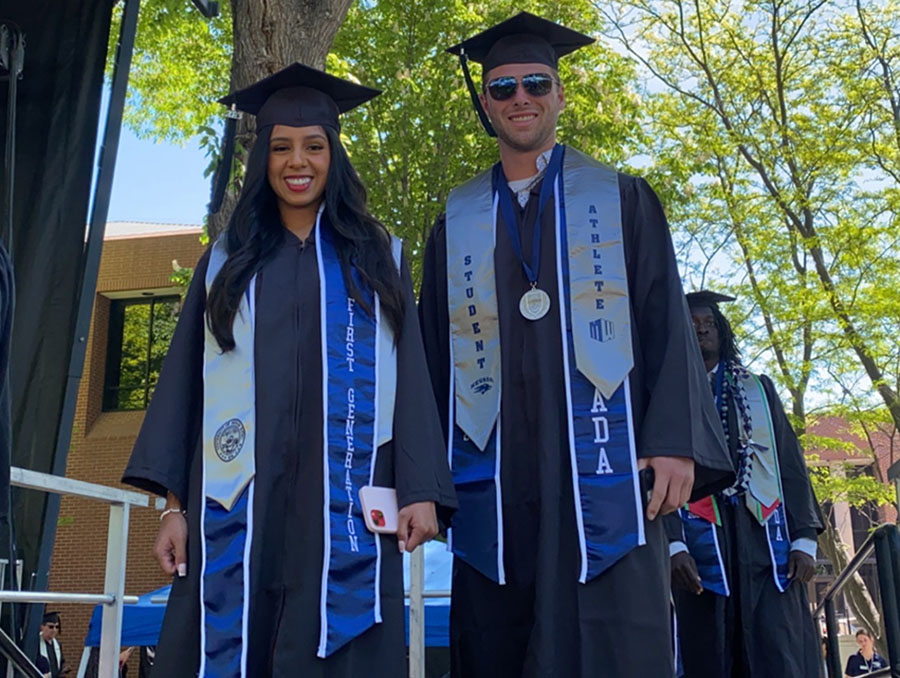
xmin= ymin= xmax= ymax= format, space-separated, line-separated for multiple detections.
xmin=718 ymin=360 xmax=754 ymax=497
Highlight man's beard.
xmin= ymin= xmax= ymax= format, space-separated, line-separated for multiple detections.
xmin=494 ymin=115 xmax=555 ymax=153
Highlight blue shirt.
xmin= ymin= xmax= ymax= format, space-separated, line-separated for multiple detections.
xmin=845 ymin=650 xmax=886 ymax=676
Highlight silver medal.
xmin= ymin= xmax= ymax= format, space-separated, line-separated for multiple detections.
xmin=519 ymin=287 xmax=551 ymax=321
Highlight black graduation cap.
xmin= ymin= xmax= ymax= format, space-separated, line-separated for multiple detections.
xmin=446 ymin=12 xmax=595 ymax=136
xmin=218 ymin=62 xmax=381 ymax=133
xmin=686 ymin=290 xmax=737 ymax=309
xmin=210 ymin=63 xmax=380 ymax=214
xmin=42 ymin=611 xmax=60 ymax=630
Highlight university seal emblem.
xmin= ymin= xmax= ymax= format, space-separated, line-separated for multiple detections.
xmin=214 ymin=418 xmax=246 ymax=463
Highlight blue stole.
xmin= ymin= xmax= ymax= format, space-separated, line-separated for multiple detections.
xmin=680 ymin=501 xmax=790 ymax=595
xmin=444 ymin=146 xmax=644 ymax=584
xmin=316 ymin=223 xmax=381 ymax=656
xmin=678 ymin=507 xmax=729 ymax=596
xmin=766 ymin=504 xmax=791 ymax=591
xmin=201 ymin=212 xmax=399 ymax=675
xmin=678 ymin=365 xmax=791 ymax=595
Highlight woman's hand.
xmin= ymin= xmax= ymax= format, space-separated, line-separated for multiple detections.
xmin=396 ymin=501 xmax=438 ymax=553
xmin=155 ymin=493 xmax=188 ymax=577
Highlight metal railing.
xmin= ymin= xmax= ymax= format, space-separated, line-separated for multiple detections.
xmin=408 ymin=547 xmax=425 ymax=678
xmin=815 ymin=524 xmax=900 ymax=678
xmin=0 ymin=465 xmax=442 ymax=678
xmin=0 ymin=467 xmax=149 ymax=677
xmin=0 ymin=627 xmax=42 ymax=678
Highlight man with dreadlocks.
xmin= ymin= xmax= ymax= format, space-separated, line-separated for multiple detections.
xmin=667 ymin=291 xmax=824 ymax=678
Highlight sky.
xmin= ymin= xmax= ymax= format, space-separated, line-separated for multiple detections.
xmin=96 ymin=88 xmax=210 ymax=227
xmin=105 ymin=130 xmax=209 ymax=226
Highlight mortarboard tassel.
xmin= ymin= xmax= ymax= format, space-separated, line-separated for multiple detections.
xmin=459 ymin=51 xmax=496 ymax=138
xmin=209 ymin=106 xmax=242 ymax=214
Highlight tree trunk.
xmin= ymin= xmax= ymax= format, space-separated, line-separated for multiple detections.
xmin=208 ymin=0 xmax=354 ymax=239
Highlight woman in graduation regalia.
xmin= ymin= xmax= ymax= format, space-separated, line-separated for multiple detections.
xmin=123 ymin=64 xmax=457 ymax=678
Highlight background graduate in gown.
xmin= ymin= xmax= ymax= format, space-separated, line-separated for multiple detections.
xmin=418 ymin=13 xmax=734 ymax=678
xmin=123 ymin=64 xmax=456 ymax=678
xmin=668 ymin=291 xmax=823 ymax=678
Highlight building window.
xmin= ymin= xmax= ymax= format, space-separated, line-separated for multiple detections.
xmin=103 ymin=295 xmax=180 ymax=411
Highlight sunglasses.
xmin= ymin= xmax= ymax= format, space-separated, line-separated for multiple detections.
xmin=44 ymin=623 xmax=59 ymax=629
xmin=485 ymin=73 xmax=559 ymax=101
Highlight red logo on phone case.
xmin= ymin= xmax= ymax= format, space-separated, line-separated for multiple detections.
xmin=371 ymin=509 xmax=386 ymax=527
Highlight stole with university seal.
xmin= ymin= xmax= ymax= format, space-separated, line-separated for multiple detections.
xmin=199 ymin=214 xmax=402 ymax=676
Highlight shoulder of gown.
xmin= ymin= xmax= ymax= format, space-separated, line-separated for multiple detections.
xmin=122 ymin=248 xmax=212 ymax=504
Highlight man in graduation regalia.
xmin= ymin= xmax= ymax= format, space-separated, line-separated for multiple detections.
xmin=418 ymin=13 xmax=735 ymax=678
xmin=37 ymin=612 xmax=66 ymax=678
xmin=668 ymin=291 xmax=823 ymax=678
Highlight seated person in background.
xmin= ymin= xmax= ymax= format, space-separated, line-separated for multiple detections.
xmin=845 ymin=629 xmax=886 ymax=677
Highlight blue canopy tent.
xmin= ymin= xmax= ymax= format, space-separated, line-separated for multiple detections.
xmin=84 ymin=585 xmax=169 ymax=648
xmin=81 ymin=541 xmax=451 ymax=666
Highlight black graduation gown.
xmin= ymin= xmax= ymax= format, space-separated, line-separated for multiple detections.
xmin=669 ymin=373 xmax=823 ymax=678
xmin=39 ymin=639 xmax=63 ymax=678
xmin=123 ymin=228 xmax=457 ymax=678
xmin=418 ymin=169 xmax=734 ymax=678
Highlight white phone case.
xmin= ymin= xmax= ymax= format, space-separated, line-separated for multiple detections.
xmin=359 ymin=485 xmax=399 ymax=534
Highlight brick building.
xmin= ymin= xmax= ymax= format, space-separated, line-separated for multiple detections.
xmin=805 ymin=415 xmax=899 ymax=649
xmin=48 ymin=222 xmax=203 ymax=664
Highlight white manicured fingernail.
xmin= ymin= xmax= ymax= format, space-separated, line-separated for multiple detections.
xmin=177 ymin=564 xmax=187 ymax=577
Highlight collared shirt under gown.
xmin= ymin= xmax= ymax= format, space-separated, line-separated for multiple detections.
xmin=123 ymin=226 xmax=457 ymax=678
xmin=418 ymin=168 xmax=735 ymax=678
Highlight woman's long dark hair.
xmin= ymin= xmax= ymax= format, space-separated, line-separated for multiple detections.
xmin=206 ymin=126 xmax=405 ymax=352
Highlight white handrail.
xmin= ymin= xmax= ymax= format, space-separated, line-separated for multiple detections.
xmin=3 ymin=467 xmax=146 ymax=678
xmin=408 ymin=546 xmax=425 ymax=678
xmin=6 ymin=466 xmax=447 ymax=678
xmin=0 ymin=592 xmax=114 ymax=605
xmin=10 ymin=467 xmax=148 ymax=507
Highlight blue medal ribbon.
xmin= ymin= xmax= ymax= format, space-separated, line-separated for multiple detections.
xmin=492 ymin=144 xmax=564 ymax=286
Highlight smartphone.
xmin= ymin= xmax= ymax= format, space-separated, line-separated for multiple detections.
xmin=359 ymin=485 xmax=399 ymax=534
xmin=638 ymin=467 xmax=655 ymax=511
